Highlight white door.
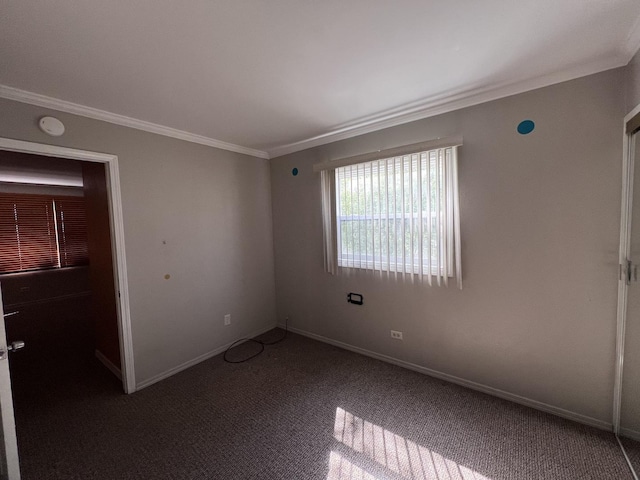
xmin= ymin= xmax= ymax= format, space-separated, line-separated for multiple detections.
xmin=0 ymin=283 xmax=20 ymax=480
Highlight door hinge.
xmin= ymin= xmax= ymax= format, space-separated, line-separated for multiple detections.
xmin=621 ymin=260 xmax=638 ymax=284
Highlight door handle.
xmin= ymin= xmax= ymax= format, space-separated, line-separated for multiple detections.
xmin=8 ymin=341 xmax=24 ymax=352
xmin=3 ymin=311 xmax=18 ymax=318
xmin=0 ymin=340 xmax=25 ymax=360
xmin=622 ymin=260 xmax=638 ymax=285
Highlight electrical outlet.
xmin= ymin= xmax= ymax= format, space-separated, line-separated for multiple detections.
xmin=390 ymin=330 xmax=403 ymax=340
xmin=224 ymin=314 xmax=231 ymax=326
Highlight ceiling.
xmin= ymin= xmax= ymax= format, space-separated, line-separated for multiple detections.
xmin=1 ymin=1 xmax=640 ymax=159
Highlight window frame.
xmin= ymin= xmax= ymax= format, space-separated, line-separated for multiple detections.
xmin=318 ymin=137 xmax=462 ymax=288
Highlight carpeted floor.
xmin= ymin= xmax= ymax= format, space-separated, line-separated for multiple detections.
xmin=620 ymin=436 xmax=640 ymax=477
xmin=9 ymin=329 xmax=633 ymax=480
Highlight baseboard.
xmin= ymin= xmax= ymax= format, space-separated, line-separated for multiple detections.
xmin=620 ymin=427 xmax=640 ymax=441
xmin=279 ymin=324 xmax=612 ymax=432
xmin=136 ymin=323 xmax=277 ymax=391
xmin=95 ymin=349 xmax=122 ymax=381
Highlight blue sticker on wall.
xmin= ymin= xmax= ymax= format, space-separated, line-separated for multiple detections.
xmin=292 ymin=168 xmax=299 ymax=176
xmin=517 ymin=120 xmax=535 ymax=135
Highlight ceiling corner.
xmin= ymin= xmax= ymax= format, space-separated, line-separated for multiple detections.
xmin=625 ymin=14 xmax=640 ymax=62
xmin=267 ymin=55 xmax=627 ymax=159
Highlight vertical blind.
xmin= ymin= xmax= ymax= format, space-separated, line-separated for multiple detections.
xmin=321 ymin=169 xmax=338 ymax=275
xmin=320 ymin=142 xmax=462 ymax=289
xmin=0 ymin=193 xmax=89 ymax=274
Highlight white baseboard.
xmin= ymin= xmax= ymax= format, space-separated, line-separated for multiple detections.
xmin=620 ymin=427 xmax=640 ymax=441
xmin=279 ymin=324 xmax=612 ymax=432
xmin=136 ymin=323 xmax=278 ymax=391
xmin=95 ymin=349 xmax=122 ymax=381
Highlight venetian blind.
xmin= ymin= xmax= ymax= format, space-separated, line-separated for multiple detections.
xmin=0 ymin=193 xmax=88 ymax=273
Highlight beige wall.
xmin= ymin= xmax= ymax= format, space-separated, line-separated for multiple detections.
xmin=0 ymin=98 xmax=277 ymax=386
xmin=627 ymin=49 xmax=640 ymax=113
xmin=270 ymin=68 xmax=625 ymax=424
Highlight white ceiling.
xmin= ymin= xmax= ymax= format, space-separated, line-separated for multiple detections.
xmin=1 ymin=1 xmax=640 ymax=158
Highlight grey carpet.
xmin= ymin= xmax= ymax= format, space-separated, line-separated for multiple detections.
xmin=620 ymin=437 xmax=640 ymax=477
xmin=10 ymin=329 xmax=632 ymax=479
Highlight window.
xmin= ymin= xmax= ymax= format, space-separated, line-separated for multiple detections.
xmin=318 ymin=138 xmax=462 ymax=288
xmin=0 ymin=193 xmax=89 ymax=274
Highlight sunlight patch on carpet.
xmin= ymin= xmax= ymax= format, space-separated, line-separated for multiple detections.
xmin=330 ymin=407 xmax=492 ymax=480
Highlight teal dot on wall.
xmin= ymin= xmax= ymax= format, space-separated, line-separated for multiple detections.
xmin=517 ymin=120 xmax=535 ymax=135
xmin=292 ymin=168 xmax=299 ymax=176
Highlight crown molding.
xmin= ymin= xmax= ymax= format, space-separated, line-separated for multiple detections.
xmin=0 ymin=85 xmax=270 ymax=159
xmin=267 ymin=55 xmax=628 ymax=158
xmin=1 ymin=51 xmax=630 ymax=162
xmin=625 ymin=14 xmax=640 ymax=61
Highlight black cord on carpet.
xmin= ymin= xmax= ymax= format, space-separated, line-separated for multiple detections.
xmin=223 ymin=318 xmax=288 ymax=363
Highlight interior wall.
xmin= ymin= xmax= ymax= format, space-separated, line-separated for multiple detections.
xmin=270 ymin=68 xmax=625 ymax=424
xmin=0 ymin=183 xmax=83 ymax=196
xmin=0 ymin=149 xmax=83 ymax=186
xmin=0 ymin=98 xmax=277 ymax=387
xmin=627 ymin=48 xmax=640 ymax=113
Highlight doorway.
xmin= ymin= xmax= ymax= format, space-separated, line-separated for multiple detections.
xmin=0 ymin=138 xmax=134 ymax=479
xmin=0 ymin=138 xmax=134 ymax=391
